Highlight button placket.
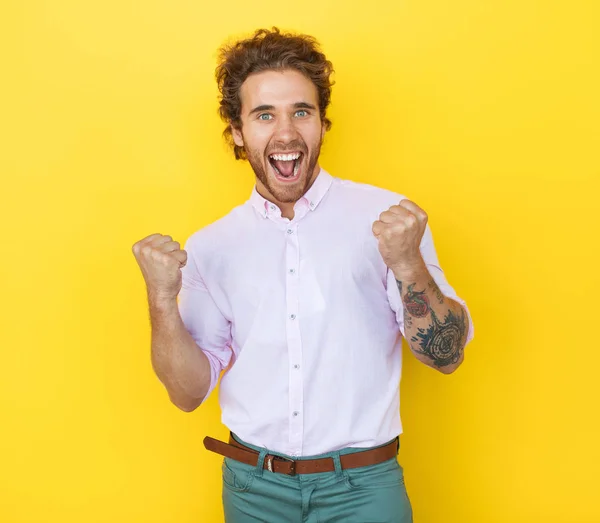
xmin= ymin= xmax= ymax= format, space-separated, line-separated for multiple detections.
xmin=285 ymin=224 xmax=303 ymax=456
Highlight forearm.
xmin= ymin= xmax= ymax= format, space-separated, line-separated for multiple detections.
xmin=148 ymin=293 xmax=212 ymax=411
xmin=393 ymin=259 xmax=468 ymax=374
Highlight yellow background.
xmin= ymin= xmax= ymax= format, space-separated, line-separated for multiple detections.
xmin=2 ymin=0 xmax=599 ymax=521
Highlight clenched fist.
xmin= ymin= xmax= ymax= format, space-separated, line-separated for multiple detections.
xmin=372 ymin=200 xmax=428 ymax=274
xmin=132 ymin=233 xmax=187 ymax=301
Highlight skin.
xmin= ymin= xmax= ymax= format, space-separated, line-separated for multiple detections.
xmin=231 ymin=69 xmax=326 ymax=220
xmin=131 ymin=234 xmax=212 ymax=411
xmin=372 ymin=201 xmax=469 ymax=373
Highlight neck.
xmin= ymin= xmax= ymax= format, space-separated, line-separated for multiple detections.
xmin=257 ymin=164 xmax=321 ymax=220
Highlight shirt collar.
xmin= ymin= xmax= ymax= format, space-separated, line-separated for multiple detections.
xmin=249 ymin=168 xmax=333 ymax=219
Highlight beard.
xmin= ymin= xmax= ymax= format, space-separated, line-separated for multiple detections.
xmin=245 ymin=136 xmax=323 ymax=204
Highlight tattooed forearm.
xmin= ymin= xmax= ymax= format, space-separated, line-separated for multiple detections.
xmin=428 ymin=278 xmax=445 ymax=305
xmin=409 ymin=307 xmax=467 ymax=367
xmin=406 ymin=283 xmax=430 ymax=317
xmin=396 ymin=275 xmax=467 ymax=372
xmin=403 ymin=305 xmax=414 ymax=329
xmin=397 ymin=282 xmax=413 ymax=328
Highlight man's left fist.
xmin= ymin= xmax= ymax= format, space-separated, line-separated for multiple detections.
xmin=372 ymin=199 xmax=428 ymax=273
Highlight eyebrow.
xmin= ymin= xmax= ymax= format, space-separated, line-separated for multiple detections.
xmin=248 ymin=102 xmax=317 ymax=116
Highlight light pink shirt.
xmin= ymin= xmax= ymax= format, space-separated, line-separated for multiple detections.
xmin=178 ymin=169 xmax=474 ymax=456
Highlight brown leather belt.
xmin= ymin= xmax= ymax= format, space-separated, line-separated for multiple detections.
xmin=203 ymin=433 xmax=399 ymax=476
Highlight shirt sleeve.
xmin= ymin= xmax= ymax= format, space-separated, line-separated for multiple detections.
xmin=386 ymin=222 xmax=475 ymax=345
xmin=177 ymin=238 xmax=233 ymax=404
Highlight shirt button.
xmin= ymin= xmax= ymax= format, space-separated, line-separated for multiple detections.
xmin=293 ymin=364 xmax=300 ymax=369
xmin=289 ymin=314 xmax=296 ymax=320
xmin=270 ymin=205 xmax=276 ymax=211
xmin=310 ymin=202 xmax=315 ymax=208
xmin=293 ymin=411 xmax=299 ymax=417
xmin=289 ymin=268 xmax=295 ymax=274
xmin=287 ymin=228 xmax=293 ymax=234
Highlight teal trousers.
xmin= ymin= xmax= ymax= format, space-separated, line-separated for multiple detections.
xmin=221 ymin=433 xmax=413 ymax=522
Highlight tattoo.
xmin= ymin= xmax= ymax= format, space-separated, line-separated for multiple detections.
xmin=396 ymin=281 xmax=413 ymax=328
xmin=428 ymin=278 xmax=445 ymax=304
xmin=410 ymin=307 xmax=467 ymax=367
xmin=403 ymin=305 xmax=414 ymax=329
xmin=402 ymin=283 xmax=431 ymax=318
xmin=395 ymin=278 xmax=466 ymax=367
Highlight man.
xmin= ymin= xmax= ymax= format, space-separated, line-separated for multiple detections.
xmin=132 ymin=27 xmax=474 ymax=523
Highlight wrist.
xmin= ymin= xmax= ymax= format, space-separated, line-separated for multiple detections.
xmin=147 ymin=290 xmax=178 ymax=311
xmin=391 ymin=258 xmax=428 ymax=281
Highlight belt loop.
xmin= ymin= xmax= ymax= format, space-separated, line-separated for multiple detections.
xmin=331 ymin=451 xmax=343 ymax=479
xmin=254 ymin=448 xmax=268 ymax=478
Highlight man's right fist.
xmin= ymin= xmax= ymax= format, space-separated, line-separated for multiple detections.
xmin=132 ymin=233 xmax=187 ymax=301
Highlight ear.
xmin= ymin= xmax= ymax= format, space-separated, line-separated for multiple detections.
xmin=231 ymin=124 xmax=244 ymax=147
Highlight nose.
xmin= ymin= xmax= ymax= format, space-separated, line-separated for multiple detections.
xmin=273 ymin=114 xmax=298 ymax=144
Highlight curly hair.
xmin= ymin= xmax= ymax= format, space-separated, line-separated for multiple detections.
xmin=215 ymin=27 xmax=335 ymax=160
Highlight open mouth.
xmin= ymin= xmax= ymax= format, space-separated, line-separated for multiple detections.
xmin=268 ymin=151 xmax=304 ymax=182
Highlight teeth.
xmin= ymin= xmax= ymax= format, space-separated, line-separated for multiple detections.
xmin=269 ymin=152 xmax=301 ymax=161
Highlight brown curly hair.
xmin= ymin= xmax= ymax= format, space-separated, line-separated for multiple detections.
xmin=215 ymin=27 xmax=335 ymax=160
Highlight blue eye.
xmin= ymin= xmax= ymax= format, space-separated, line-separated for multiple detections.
xmin=258 ymin=113 xmax=272 ymax=121
xmin=295 ymin=110 xmax=308 ymax=117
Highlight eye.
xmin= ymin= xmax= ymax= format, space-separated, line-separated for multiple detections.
xmin=258 ymin=113 xmax=273 ymax=121
xmin=295 ymin=110 xmax=308 ymax=117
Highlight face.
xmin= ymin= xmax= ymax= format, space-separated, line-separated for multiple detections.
xmin=231 ymin=69 xmax=326 ymax=206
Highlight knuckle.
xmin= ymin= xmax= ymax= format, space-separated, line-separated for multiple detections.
xmin=406 ymin=215 xmax=417 ymax=226
xmin=159 ymin=251 xmax=172 ymax=262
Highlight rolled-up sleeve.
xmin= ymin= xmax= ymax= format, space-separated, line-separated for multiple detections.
xmin=177 ymin=238 xmax=232 ymax=404
xmin=387 ymin=222 xmax=475 ymax=345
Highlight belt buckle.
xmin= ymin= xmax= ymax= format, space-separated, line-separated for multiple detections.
xmin=266 ymin=454 xmax=297 ymax=476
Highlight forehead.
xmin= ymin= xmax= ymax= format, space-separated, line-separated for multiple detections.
xmin=239 ymin=69 xmax=319 ymax=112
